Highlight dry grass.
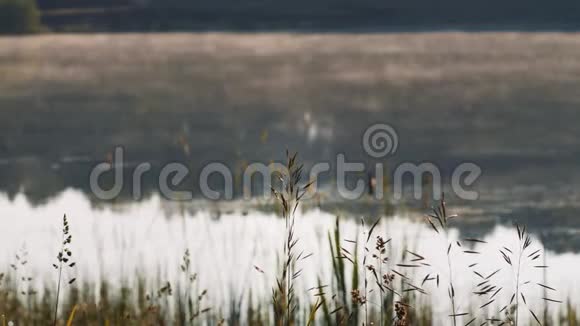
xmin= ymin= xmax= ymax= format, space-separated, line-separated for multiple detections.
xmin=493 ymin=224 xmax=563 ymax=325
xmin=0 ymin=214 xmax=575 ymax=325
xmin=270 ymin=152 xmax=314 ymax=325
xmin=52 ymin=214 xmax=76 ymax=326
xmin=0 ymin=157 xmax=574 ymax=325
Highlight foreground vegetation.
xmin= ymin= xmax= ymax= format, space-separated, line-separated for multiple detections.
xmin=0 ymin=217 xmax=577 ymax=325
xmin=0 ymin=154 xmax=577 ymax=325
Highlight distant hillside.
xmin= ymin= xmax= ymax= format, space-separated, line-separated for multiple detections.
xmin=36 ymin=0 xmax=580 ymax=31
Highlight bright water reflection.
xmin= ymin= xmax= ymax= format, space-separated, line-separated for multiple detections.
xmin=1 ymin=190 xmax=578 ymax=325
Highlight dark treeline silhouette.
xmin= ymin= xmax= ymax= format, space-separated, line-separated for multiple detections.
xmin=36 ymin=0 xmax=580 ymax=31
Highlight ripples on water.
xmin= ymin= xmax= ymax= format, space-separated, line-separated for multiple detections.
xmin=1 ymin=190 xmax=578 ymax=324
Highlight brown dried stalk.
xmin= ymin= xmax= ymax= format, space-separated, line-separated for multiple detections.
xmin=271 ymin=151 xmax=312 ymax=326
xmin=52 ymin=214 xmax=76 ymax=326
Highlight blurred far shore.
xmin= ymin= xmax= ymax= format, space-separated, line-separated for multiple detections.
xmin=2 ymin=0 xmax=580 ymax=34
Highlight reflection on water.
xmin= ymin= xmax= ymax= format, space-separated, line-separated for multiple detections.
xmin=1 ymin=190 xmax=578 ymax=324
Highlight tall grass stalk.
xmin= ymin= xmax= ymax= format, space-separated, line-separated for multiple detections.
xmin=421 ymin=196 xmax=460 ymax=326
xmin=52 ymin=214 xmax=76 ymax=326
xmin=498 ymin=224 xmax=562 ymax=325
xmin=0 ymin=189 xmax=574 ymax=325
xmin=271 ymin=152 xmax=313 ymax=325
xmin=338 ymin=217 xmax=403 ymax=326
